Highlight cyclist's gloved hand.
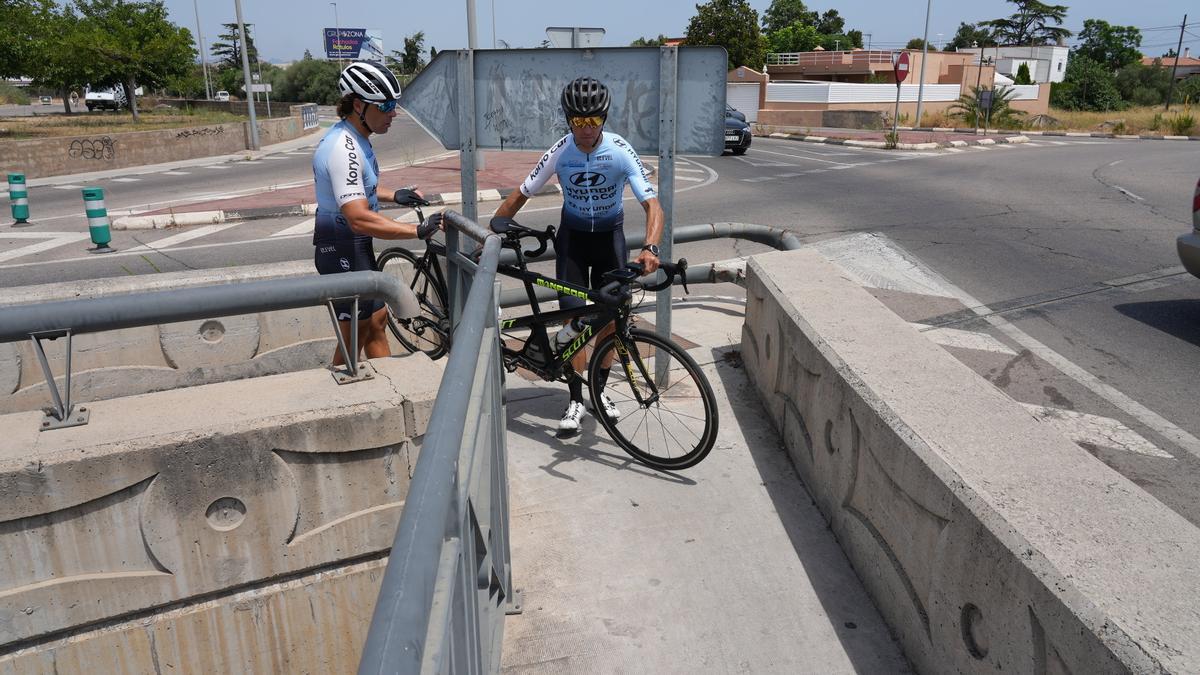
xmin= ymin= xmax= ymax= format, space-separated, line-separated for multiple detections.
xmin=393 ymin=188 xmax=428 ymax=207
xmin=417 ymin=211 xmax=443 ymax=240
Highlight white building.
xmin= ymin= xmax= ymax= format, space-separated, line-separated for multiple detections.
xmin=957 ymin=45 xmax=1069 ymax=83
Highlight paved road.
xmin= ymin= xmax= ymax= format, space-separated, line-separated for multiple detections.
xmin=4 ymin=131 xmax=1200 ymax=526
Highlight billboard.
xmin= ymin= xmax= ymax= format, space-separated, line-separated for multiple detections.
xmin=324 ymin=28 xmax=384 ymax=62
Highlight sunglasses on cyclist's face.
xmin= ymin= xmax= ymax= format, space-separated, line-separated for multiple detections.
xmin=373 ymin=100 xmax=397 ymax=113
xmin=568 ymin=115 xmax=605 ymax=128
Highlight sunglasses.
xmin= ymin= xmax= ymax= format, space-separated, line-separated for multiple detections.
xmin=568 ymin=115 xmax=605 ymax=128
xmin=373 ymin=100 xmax=397 ymax=113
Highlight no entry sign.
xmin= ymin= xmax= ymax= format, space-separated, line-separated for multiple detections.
xmin=893 ymin=52 xmax=911 ymax=83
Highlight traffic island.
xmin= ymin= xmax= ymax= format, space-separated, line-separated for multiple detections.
xmin=740 ymin=249 xmax=1200 ymax=673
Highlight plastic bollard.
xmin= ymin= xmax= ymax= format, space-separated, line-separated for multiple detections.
xmin=7 ymin=173 xmax=29 ymax=224
xmin=81 ymin=187 xmax=116 ymax=253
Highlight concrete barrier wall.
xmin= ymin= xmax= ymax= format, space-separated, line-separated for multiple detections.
xmin=0 ymin=260 xmax=415 ymax=415
xmin=741 ymin=250 xmax=1200 ymax=673
xmin=0 ymin=355 xmax=441 ymax=671
xmin=0 ymin=111 xmax=318 ymax=179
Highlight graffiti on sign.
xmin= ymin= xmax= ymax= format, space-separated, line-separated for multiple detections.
xmin=175 ymin=127 xmax=225 ymax=140
xmin=68 ymin=137 xmax=116 ymax=161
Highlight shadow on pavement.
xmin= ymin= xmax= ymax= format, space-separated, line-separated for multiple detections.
xmin=1114 ymin=299 xmax=1200 ymax=348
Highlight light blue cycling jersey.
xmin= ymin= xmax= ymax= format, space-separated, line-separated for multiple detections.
xmin=312 ymin=120 xmax=379 ymax=243
xmin=520 ymin=131 xmax=657 ymax=233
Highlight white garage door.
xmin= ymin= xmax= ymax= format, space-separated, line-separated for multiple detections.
xmin=726 ymin=83 xmax=760 ymax=122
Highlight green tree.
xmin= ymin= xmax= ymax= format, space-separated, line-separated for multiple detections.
xmin=630 ymin=35 xmax=669 ymax=47
xmin=685 ymin=0 xmax=766 ymax=69
xmin=302 ymin=49 xmax=314 ymax=60
xmin=846 ymin=29 xmax=864 ymax=49
xmin=945 ymin=22 xmax=995 ymax=51
xmin=1014 ymin=62 xmax=1033 ymax=84
xmin=276 ymin=57 xmax=341 ymax=104
xmin=820 ymin=33 xmax=856 ymax=51
xmin=1115 ymin=60 xmax=1171 ymax=106
xmin=1050 ymin=54 xmax=1121 ymax=111
xmin=210 ymin=22 xmax=258 ymax=71
xmin=74 ymin=0 xmax=196 ymax=121
xmin=767 ymin=22 xmax=821 ymax=53
xmin=981 ymin=0 xmax=1071 ymax=46
xmin=949 ymin=85 xmax=1026 ymax=126
xmin=1075 ymin=19 xmax=1142 ymax=72
xmin=815 ymin=9 xmax=844 ymax=35
xmin=430 ymin=46 xmax=438 ymax=60
xmin=400 ymin=31 xmax=426 ymax=74
xmin=761 ymin=0 xmax=816 ymax=34
xmin=4 ymin=1 xmax=100 ymax=113
xmin=906 ymin=38 xmax=929 ymax=50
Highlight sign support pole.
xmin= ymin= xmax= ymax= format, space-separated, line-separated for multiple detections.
xmin=452 ymin=49 xmax=479 ymax=330
xmin=655 ymin=46 xmax=678 ymax=382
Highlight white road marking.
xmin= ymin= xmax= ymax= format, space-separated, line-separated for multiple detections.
xmin=811 ymin=234 xmax=958 ymax=298
xmin=675 ymin=175 xmax=704 ymax=183
xmin=749 ymin=147 xmax=859 ymax=167
xmin=110 ymin=177 xmax=141 ymax=183
xmin=822 ymin=232 xmax=1200 ymax=461
xmin=52 ymin=184 xmax=85 ymax=190
xmin=0 ymin=232 xmax=91 ymax=262
xmin=1021 ymin=404 xmax=1173 ymax=459
xmin=123 ymin=224 xmax=238 ymax=251
xmin=913 ymin=323 xmax=1017 ymax=355
xmin=160 ymin=171 xmax=190 ymax=176
xmin=272 ymin=218 xmax=315 ymax=237
xmin=202 ymin=165 xmax=231 ymax=170
xmin=1114 ymin=186 xmax=1144 ymax=201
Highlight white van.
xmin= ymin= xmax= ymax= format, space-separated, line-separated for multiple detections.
xmin=215 ymin=91 xmax=230 ymax=102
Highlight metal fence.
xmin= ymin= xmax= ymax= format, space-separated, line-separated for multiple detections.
xmin=358 ymin=211 xmax=516 ymax=674
xmin=767 ymin=50 xmax=896 ymax=67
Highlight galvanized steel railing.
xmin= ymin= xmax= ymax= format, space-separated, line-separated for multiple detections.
xmin=358 ymin=211 xmax=516 ymax=674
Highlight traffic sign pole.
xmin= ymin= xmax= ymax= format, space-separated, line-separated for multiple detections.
xmin=891 ymin=52 xmax=910 ymax=142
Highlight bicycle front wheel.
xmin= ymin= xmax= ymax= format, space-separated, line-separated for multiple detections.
xmin=377 ymin=247 xmax=450 ymax=360
xmin=588 ymin=328 xmax=718 ymax=471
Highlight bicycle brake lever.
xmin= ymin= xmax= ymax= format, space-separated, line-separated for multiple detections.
xmin=677 ymin=259 xmax=689 ymax=294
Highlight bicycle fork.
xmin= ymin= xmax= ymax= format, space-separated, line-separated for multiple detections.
xmin=614 ymin=336 xmax=661 ymax=408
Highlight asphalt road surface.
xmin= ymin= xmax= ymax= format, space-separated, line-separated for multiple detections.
xmin=4 ymin=122 xmax=1200 ymax=526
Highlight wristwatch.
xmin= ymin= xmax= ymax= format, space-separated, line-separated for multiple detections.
xmin=641 ymin=244 xmax=660 ymax=257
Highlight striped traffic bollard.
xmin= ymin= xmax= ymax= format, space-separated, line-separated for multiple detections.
xmin=7 ymin=173 xmax=29 ymax=225
xmin=1194 ymin=176 xmax=1199 ymax=232
xmin=81 ymin=187 xmax=116 ymax=253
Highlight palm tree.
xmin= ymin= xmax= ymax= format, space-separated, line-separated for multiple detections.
xmin=949 ymin=85 xmax=1025 ymax=127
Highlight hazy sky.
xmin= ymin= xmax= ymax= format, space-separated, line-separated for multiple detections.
xmin=166 ymin=0 xmax=1198 ymax=64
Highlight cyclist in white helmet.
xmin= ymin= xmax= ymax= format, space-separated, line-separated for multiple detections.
xmin=313 ymin=61 xmax=440 ymax=367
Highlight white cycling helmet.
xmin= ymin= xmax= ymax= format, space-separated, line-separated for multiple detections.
xmin=338 ymin=61 xmax=401 ymax=102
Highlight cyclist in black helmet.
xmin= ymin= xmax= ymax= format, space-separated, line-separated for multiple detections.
xmin=313 ymin=61 xmax=441 ymax=368
xmin=492 ymin=76 xmax=665 ymax=436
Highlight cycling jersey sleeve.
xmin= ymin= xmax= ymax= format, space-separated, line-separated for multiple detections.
xmin=610 ymin=134 xmax=657 ymax=203
xmin=326 ymin=128 xmax=368 ymax=208
xmin=520 ymin=135 xmax=571 ymax=198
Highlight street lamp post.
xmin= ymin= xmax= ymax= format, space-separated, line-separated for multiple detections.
xmin=193 ymin=0 xmax=212 ymax=100
xmin=330 ymin=2 xmax=341 ymax=68
xmin=913 ymin=0 xmax=932 ymax=127
xmin=233 ymin=0 xmax=259 ymax=149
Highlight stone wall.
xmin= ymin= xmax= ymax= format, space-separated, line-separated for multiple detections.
xmin=0 ymin=356 xmax=441 ymax=671
xmin=0 ymin=107 xmax=319 ymax=179
xmin=740 ymin=249 xmax=1200 ymax=673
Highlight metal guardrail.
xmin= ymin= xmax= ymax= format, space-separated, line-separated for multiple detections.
xmin=359 ymin=211 xmax=516 ymax=674
xmin=0 ymin=271 xmax=419 ymax=429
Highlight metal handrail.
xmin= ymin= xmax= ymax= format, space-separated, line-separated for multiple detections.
xmin=359 ymin=211 xmax=514 ymax=674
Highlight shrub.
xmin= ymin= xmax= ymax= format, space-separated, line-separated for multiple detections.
xmin=1168 ymin=113 xmax=1196 ymax=136
xmin=1014 ymin=63 xmax=1033 ymax=85
xmin=1051 ymin=55 xmax=1122 ymax=111
xmin=0 ymin=83 xmax=31 ymax=105
xmin=949 ymin=85 xmax=1026 ymax=127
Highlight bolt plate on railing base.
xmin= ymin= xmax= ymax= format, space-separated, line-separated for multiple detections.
xmin=331 ymin=361 xmax=377 ymax=385
xmin=40 ymin=406 xmax=90 ymax=431
xmin=505 ymin=588 xmax=524 ymax=615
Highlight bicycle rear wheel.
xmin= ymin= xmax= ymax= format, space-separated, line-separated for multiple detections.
xmin=377 ymin=247 xmax=450 ymax=360
xmin=587 ymin=328 xmax=718 ymax=471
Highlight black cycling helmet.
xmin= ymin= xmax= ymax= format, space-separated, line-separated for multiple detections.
xmin=561 ymin=77 xmax=610 ymax=118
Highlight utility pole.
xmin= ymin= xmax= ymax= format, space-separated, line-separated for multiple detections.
xmin=865 ymin=33 xmax=872 ymax=51
xmin=330 ymin=2 xmax=341 ymax=69
xmin=973 ymin=42 xmax=984 ymax=133
xmin=234 ymin=0 xmax=259 ymax=150
xmin=491 ymin=0 xmax=496 ymax=48
xmin=466 ymin=0 xmax=484 ymax=170
xmin=193 ymin=0 xmax=212 ymax=99
xmin=914 ymin=0 xmax=932 ymax=127
xmin=1165 ymin=14 xmax=1187 ymax=111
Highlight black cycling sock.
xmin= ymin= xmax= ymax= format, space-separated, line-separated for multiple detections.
xmin=568 ymin=376 xmax=584 ymax=402
xmin=595 ymin=367 xmax=611 ymax=391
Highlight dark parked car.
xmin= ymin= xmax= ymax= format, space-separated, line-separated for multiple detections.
xmin=725 ymin=110 xmax=751 ymax=155
xmin=1177 ymin=176 xmax=1200 ymax=278
xmin=726 ymin=104 xmax=746 ymax=122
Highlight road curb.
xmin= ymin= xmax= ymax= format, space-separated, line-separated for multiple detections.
xmin=896 ymin=125 xmax=1200 ymax=142
xmin=763 ymin=131 xmax=1029 ymax=151
xmin=111 ymin=185 xmax=558 ymax=230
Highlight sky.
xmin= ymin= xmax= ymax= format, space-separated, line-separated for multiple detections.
xmin=165 ymin=0 xmax=1199 ymax=64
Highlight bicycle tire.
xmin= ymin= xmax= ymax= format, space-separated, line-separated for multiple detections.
xmin=587 ymin=328 xmax=718 ymax=471
xmin=377 ymin=247 xmax=450 ymax=360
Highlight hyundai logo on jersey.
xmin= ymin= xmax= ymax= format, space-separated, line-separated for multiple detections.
xmin=570 ymin=172 xmax=607 ymax=188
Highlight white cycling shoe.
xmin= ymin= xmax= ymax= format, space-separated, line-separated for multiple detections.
xmin=558 ymin=400 xmax=585 ymax=434
xmin=595 ymin=392 xmax=621 ymax=421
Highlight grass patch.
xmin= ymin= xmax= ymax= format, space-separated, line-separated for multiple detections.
xmin=0 ymin=107 xmax=246 ymax=140
xmin=0 ymin=83 xmax=31 ymax=105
